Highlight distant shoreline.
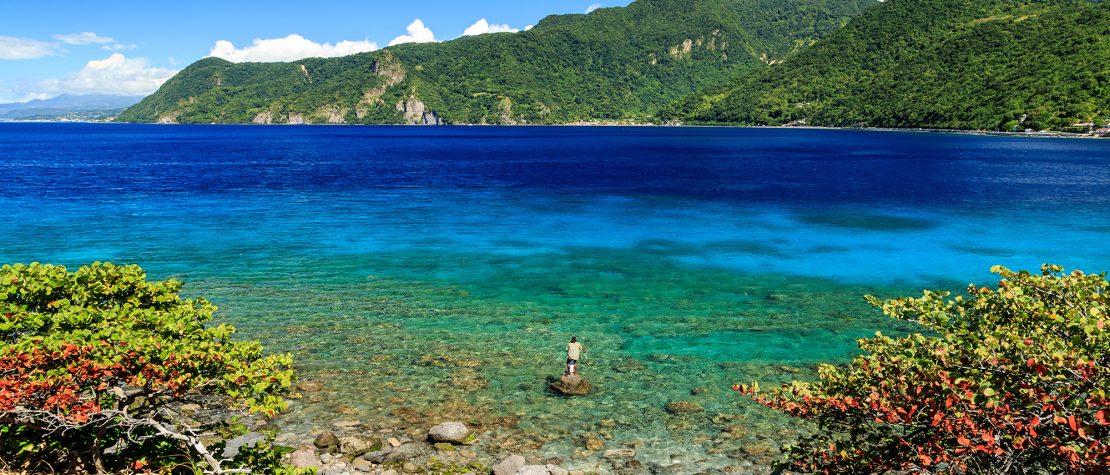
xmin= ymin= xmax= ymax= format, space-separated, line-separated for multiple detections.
xmin=5 ymin=119 xmax=1107 ymax=139
xmin=745 ymin=124 xmax=1109 ymax=140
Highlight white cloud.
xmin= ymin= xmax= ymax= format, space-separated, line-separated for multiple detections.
xmin=462 ymin=19 xmax=519 ymax=37
xmin=53 ymin=32 xmax=114 ymax=45
xmin=389 ymin=19 xmax=436 ymax=46
xmin=586 ymin=3 xmax=602 ymax=13
xmin=37 ymin=53 xmax=178 ymax=96
xmin=0 ymin=36 xmax=62 ymax=60
xmin=208 ymin=34 xmax=378 ymax=63
xmin=525 ymin=25 xmax=534 ymax=31
xmin=102 ymin=43 xmax=137 ymax=52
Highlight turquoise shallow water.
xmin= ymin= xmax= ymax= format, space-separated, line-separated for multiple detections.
xmin=1 ymin=124 xmax=1108 ymax=471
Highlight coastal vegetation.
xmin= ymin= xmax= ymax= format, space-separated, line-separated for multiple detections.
xmin=738 ymin=265 xmax=1109 ymax=473
xmin=0 ymin=263 xmax=295 ymax=474
xmin=117 ymin=0 xmax=877 ymax=124
xmin=668 ymin=0 xmax=1110 ymax=131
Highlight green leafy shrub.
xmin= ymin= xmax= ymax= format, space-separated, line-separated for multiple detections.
xmin=738 ymin=264 xmax=1109 ymax=473
xmin=0 ymin=262 xmax=296 ymax=474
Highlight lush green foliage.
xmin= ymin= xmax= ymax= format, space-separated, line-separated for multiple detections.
xmin=670 ymin=0 xmax=1110 ymax=131
xmin=0 ymin=263 xmax=295 ymax=473
xmin=737 ymin=264 xmax=1109 ymax=473
xmin=117 ymin=0 xmax=876 ymax=124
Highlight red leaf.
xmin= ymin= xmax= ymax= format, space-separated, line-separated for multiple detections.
xmin=918 ymin=452 xmax=933 ymax=466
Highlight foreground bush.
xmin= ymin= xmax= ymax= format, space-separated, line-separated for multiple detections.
xmin=738 ymin=265 xmax=1108 ymax=473
xmin=0 ymin=262 xmax=294 ymax=474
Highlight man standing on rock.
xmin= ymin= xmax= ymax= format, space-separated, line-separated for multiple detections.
xmin=566 ymin=336 xmax=583 ymax=376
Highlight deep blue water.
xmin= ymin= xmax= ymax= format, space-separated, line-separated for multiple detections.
xmin=2 ymin=124 xmax=1108 ymax=285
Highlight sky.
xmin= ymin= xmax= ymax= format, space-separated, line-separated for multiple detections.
xmin=0 ymin=1 xmax=631 ymax=103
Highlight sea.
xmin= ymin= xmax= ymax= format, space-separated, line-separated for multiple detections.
xmin=2 ymin=123 xmax=1108 ymax=472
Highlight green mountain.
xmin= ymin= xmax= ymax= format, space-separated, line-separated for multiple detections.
xmin=667 ymin=0 xmax=1110 ymax=131
xmin=118 ymin=0 xmax=877 ymax=124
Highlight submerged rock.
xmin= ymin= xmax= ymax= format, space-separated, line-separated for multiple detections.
xmin=665 ymin=401 xmax=704 ymax=414
xmin=331 ymin=418 xmax=361 ymax=429
xmin=549 ymin=374 xmax=592 ymax=396
xmin=612 ymin=358 xmax=648 ymax=373
xmin=603 ymin=448 xmax=636 ymax=459
xmin=649 ymin=353 xmax=690 ymax=363
xmin=413 ymin=354 xmax=452 ymax=367
xmin=297 ymin=380 xmax=325 ymax=392
xmin=336 ymin=404 xmax=360 ymax=415
xmin=583 ymin=436 xmax=604 ymax=451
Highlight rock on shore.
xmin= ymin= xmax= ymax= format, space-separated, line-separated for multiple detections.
xmin=288 ymin=446 xmax=321 ymax=469
xmin=427 ymin=421 xmax=470 ymax=443
xmin=492 ymin=454 xmax=526 ymax=475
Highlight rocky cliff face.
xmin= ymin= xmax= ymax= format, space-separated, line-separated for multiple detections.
xmin=396 ymin=97 xmax=442 ymax=125
xmin=668 ymin=30 xmax=729 ymax=61
xmin=313 ymin=105 xmax=347 ymax=124
xmin=357 ymin=52 xmax=408 ymax=120
xmin=252 ymin=111 xmax=274 ymax=124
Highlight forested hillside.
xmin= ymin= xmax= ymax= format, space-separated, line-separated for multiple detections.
xmin=117 ymin=0 xmax=876 ymax=124
xmin=666 ymin=0 xmax=1110 ymax=131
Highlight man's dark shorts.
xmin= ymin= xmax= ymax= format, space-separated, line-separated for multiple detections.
xmin=567 ymin=358 xmax=577 ymax=365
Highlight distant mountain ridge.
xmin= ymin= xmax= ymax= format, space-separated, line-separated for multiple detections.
xmin=0 ymin=94 xmax=142 ymax=121
xmin=117 ymin=0 xmax=877 ymax=124
xmin=666 ymin=0 xmax=1110 ymax=131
